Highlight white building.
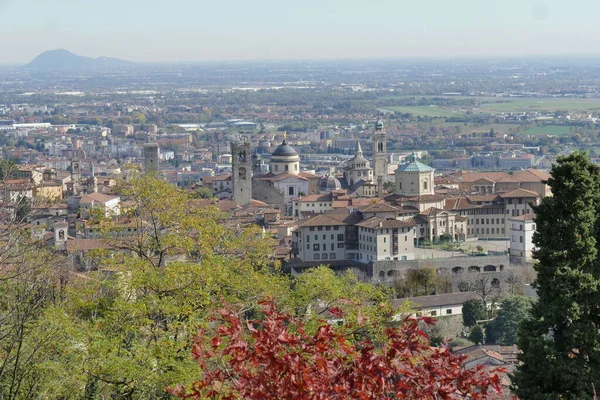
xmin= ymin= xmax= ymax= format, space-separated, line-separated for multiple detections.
xmin=356 ymin=217 xmax=415 ymax=262
xmin=508 ymin=213 xmax=536 ymax=264
xmin=79 ymin=193 xmax=120 ymax=218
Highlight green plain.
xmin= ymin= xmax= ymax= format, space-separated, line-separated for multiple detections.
xmin=479 ymin=98 xmax=600 ymax=113
xmin=519 ymin=126 xmax=572 ymax=136
xmin=379 ymin=106 xmax=461 ymax=117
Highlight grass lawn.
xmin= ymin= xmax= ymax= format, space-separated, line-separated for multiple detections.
xmin=379 ymin=106 xmax=462 ymax=117
xmin=479 ymin=98 xmax=600 ymax=113
xmin=519 ymin=125 xmax=572 ymax=136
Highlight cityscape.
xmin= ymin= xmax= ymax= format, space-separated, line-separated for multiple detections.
xmin=2 ymin=3 xmax=600 ymax=398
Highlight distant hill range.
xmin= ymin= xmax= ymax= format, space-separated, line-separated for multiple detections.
xmin=24 ymin=49 xmax=135 ymax=71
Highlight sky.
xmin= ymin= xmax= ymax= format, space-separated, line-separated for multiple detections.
xmin=0 ymin=0 xmax=598 ymax=63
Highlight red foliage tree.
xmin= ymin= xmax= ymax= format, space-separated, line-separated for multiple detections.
xmin=169 ymin=300 xmax=505 ymax=399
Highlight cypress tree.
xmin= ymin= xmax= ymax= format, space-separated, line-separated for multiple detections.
xmin=513 ymin=152 xmax=600 ymax=399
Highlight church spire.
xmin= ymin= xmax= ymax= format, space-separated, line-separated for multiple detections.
xmin=356 ymin=140 xmax=363 ymax=156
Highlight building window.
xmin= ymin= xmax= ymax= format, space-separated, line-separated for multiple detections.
xmin=322 ymin=253 xmax=328 ymax=260
xmin=306 ymin=244 xmax=310 ymax=249
xmin=274 ymin=165 xmax=279 ymax=171
xmin=331 ymin=243 xmax=334 ymax=251
xmin=306 ymin=235 xmax=310 ymax=243
xmin=309 ymin=227 xmax=314 ymax=231
xmin=318 ymin=227 xmax=322 ymax=231
xmin=313 ymin=244 xmax=320 ymax=251
xmin=288 ymin=186 xmax=294 ymax=195
xmin=314 ymin=253 xmax=320 ymax=260
xmin=330 ymin=253 xmax=336 ymax=260
xmin=338 ymin=243 xmax=344 ymax=248
xmin=520 ymin=236 xmax=523 ymax=243
xmin=430 ymin=311 xmax=437 ymax=316
xmin=423 ymin=181 xmax=428 ymax=190
xmin=337 ymin=234 xmax=344 ymax=241
xmin=446 ymin=309 xmax=452 ymax=315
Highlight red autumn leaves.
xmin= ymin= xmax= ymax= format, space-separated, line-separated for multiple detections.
xmin=169 ymin=300 xmax=504 ymax=400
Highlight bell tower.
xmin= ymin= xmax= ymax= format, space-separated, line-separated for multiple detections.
xmin=231 ymin=142 xmax=252 ymax=206
xmin=372 ymin=118 xmax=388 ymax=196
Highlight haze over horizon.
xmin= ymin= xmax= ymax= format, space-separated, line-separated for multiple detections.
xmin=0 ymin=0 xmax=598 ymax=64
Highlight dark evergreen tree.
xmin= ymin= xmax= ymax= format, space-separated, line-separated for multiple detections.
xmin=513 ymin=152 xmax=600 ymax=399
xmin=462 ymin=298 xmax=487 ymax=327
xmin=486 ymin=295 xmax=533 ymax=345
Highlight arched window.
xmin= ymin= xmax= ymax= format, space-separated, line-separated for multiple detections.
xmin=322 ymin=253 xmax=328 ymax=260
xmin=238 ymin=167 xmax=247 ymax=180
xmin=423 ymin=180 xmax=428 ymax=190
xmin=314 ymin=253 xmax=320 ymax=260
xmin=58 ymin=230 xmax=65 ymax=240
xmin=377 ymin=142 xmax=383 ymax=152
xmin=238 ymin=151 xmax=246 ymax=162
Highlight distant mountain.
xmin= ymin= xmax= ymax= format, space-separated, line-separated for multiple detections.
xmin=24 ymin=49 xmax=134 ymax=71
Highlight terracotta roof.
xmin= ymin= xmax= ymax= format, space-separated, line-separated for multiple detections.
xmin=356 ymin=216 xmax=414 ymax=229
xmin=295 ymin=193 xmax=332 ymax=203
xmin=419 ymin=207 xmax=447 ymax=217
xmin=332 ymin=200 xmax=351 ymax=208
xmin=298 ymin=171 xmax=319 ymax=179
xmin=254 ymin=172 xmax=308 ymax=182
xmin=359 ymin=203 xmax=400 ymax=213
xmin=66 ymin=239 xmax=111 ymax=252
xmin=297 ymin=214 xmax=352 ymax=227
xmin=445 ymin=197 xmax=476 ymax=211
xmin=512 ymin=169 xmax=550 ymax=182
xmin=499 ymin=188 xmax=539 ymax=198
xmin=80 ymin=192 xmax=118 ymax=204
xmin=468 ymin=195 xmax=501 ymax=202
xmin=509 ymin=213 xmax=536 ymax=221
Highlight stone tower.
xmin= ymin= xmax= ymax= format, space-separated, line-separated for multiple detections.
xmin=372 ymin=118 xmax=388 ymax=196
xmin=231 ymin=142 xmax=252 ymax=206
xmin=144 ymin=143 xmax=160 ymax=175
xmin=71 ymin=157 xmax=81 ymax=186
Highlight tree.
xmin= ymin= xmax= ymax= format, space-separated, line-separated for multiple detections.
xmin=462 ymin=299 xmax=488 ymax=327
xmin=457 ymin=273 xmax=500 ymax=305
xmin=469 ymin=325 xmax=484 ymax=344
xmin=169 ymin=300 xmax=506 ymax=400
xmin=192 ymin=187 xmax=214 ymax=199
xmin=513 ymin=152 xmax=600 ymax=399
xmin=486 ymin=295 xmax=533 ymax=345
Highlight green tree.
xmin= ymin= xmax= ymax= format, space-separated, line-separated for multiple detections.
xmin=469 ymin=325 xmax=484 ymax=344
xmin=462 ymin=299 xmax=487 ymax=327
xmin=192 ymin=187 xmax=214 ymax=199
xmin=513 ymin=152 xmax=600 ymax=399
xmin=486 ymin=295 xmax=533 ymax=345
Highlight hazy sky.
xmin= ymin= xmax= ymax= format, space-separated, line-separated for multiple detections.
xmin=0 ymin=0 xmax=598 ymax=63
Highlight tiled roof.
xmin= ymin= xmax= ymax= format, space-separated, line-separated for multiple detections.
xmin=499 ymin=188 xmax=539 ymax=198
xmin=80 ymin=192 xmax=118 ymax=204
xmin=254 ymin=172 xmax=308 ymax=182
xmin=419 ymin=207 xmax=447 ymax=217
xmin=509 ymin=213 xmax=536 ymax=221
xmin=296 ymin=213 xmax=352 ymax=227
xmin=356 ymin=216 xmax=414 ymax=229
xmin=359 ymin=203 xmax=400 ymax=213
xmin=468 ymin=195 xmax=501 ymax=202
xmin=295 ymin=193 xmax=333 ymax=202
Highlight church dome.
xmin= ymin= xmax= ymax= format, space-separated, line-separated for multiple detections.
xmin=272 ymin=140 xmax=298 ymax=157
xmin=319 ymin=175 xmax=342 ymax=191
